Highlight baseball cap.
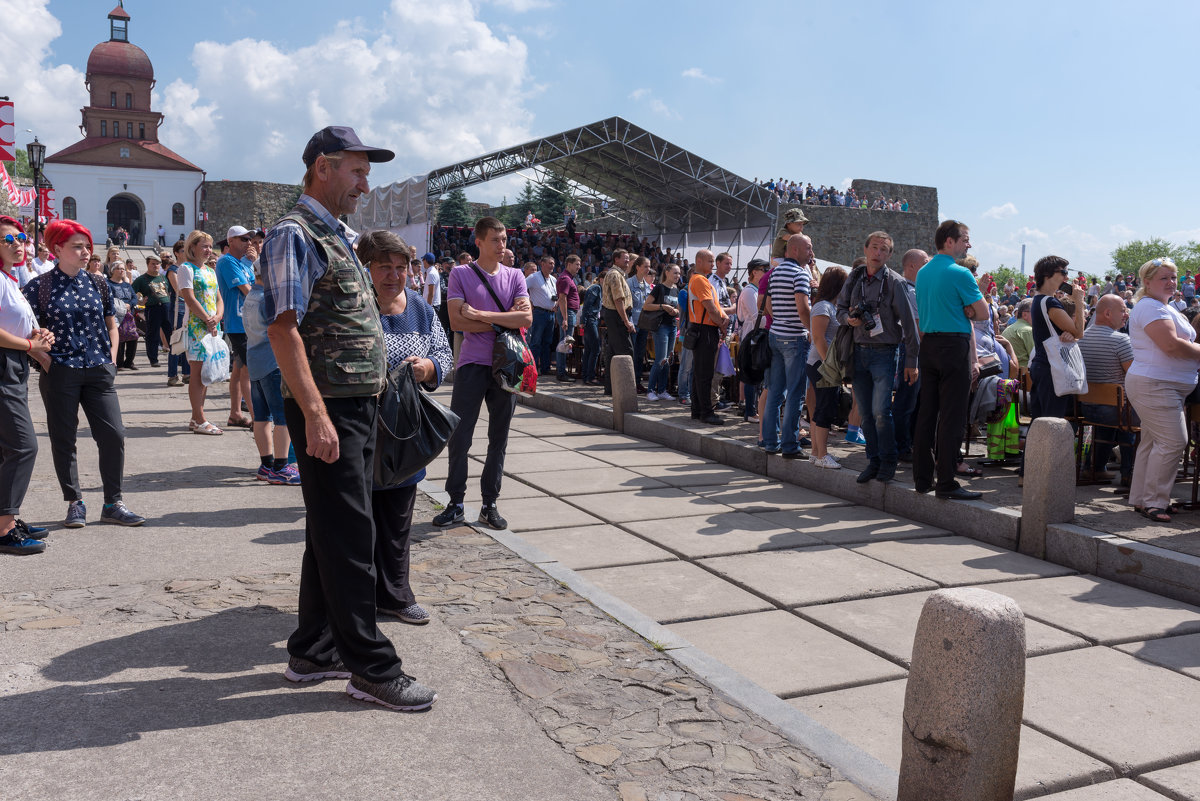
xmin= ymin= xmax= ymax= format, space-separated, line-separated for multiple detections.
xmin=302 ymin=126 xmax=395 ymax=167
xmin=782 ymin=208 xmax=810 ymax=225
xmin=423 ymin=252 xmax=436 ymax=263
xmin=227 ymin=225 xmax=253 ymax=240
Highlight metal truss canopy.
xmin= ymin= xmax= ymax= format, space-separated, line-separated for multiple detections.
xmin=424 ymin=116 xmax=778 ymax=233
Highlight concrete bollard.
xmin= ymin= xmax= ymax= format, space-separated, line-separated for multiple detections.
xmin=610 ymin=354 xmax=638 ymax=433
xmin=898 ymin=588 xmax=1025 ymax=801
xmin=1020 ymin=416 xmax=1076 ymax=558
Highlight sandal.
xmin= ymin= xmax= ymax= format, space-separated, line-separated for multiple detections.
xmin=188 ymin=419 xmax=199 ymax=432
xmin=1137 ymin=507 xmax=1172 ymax=524
xmin=192 ymin=421 xmax=223 ymax=436
xmin=957 ymin=465 xmax=983 ymax=478
xmin=226 ymin=414 xmax=253 ymax=429
xmin=1135 ymin=503 xmax=1182 ymax=515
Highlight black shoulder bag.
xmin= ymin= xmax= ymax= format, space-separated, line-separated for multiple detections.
xmin=469 ymin=262 xmax=536 ymax=393
xmin=375 ymin=361 xmax=461 ymax=488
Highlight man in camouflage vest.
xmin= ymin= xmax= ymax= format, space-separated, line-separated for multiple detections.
xmin=261 ymin=126 xmax=436 ymax=711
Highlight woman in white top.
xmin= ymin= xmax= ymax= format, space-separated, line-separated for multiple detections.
xmin=736 ymin=259 xmax=768 ymax=423
xmin=0 ymin=215 xmax=55 ymax=554
xmin=1125 ymin=256 xmax=1200 ymax=523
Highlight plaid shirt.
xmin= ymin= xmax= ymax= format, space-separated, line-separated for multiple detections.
xmin=261 ymin=194 xmax=358 ymax=325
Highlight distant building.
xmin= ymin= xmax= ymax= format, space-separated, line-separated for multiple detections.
xmin=43 ymin=2 xmax=203 ymax=246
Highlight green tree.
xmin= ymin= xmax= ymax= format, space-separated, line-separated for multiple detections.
xmin=1110 ymin=237 xmax=1182 ymax=279
xmin=496 ymin=196 xmax=520 ymax=229
xmin=514 ymin=181 xmax=536 ymax=224
xmin=435 ymin=187 xmax=472 ymax=227
xmin=5 ymin=150 xmax=34 ymax=181
xmin=534 ymin=173 xmax=570 ymax=226
xmin=987 ymin=265 xmax=1026 ymax=292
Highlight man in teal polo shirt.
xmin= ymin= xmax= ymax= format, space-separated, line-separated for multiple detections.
xmin=912 ymin=220 xmax=990 ymax=500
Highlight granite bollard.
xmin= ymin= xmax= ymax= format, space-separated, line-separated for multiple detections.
xmin=898 ymin=588 xmax=1025 ymax=801
xmin=1020 ymin=416 xmax=1077 ymax=558
xmin=610 ymin=354 xmax=638 ymax=432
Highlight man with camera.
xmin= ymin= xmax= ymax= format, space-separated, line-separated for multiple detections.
xmin=835 ymin=231 xmax=920 ymax=484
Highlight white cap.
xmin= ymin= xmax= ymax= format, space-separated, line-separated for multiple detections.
xmin=226 ymin=225 xmax=253 ymax=239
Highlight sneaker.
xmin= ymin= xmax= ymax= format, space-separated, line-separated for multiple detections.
xmin=646 ymin=391 xmax=659 ymax=401
xmin=811 ymin=454 xmax=842 ymax=469
xmin=284 ymin=656 xmax=351 ymax=683
xmin=379 ymin=603 xmax=431 ymax=625
xmin=15 ymin=519 xmax=48 ymax=538
xmin=256 ymin=464 xmax=274 ymax=482
xmin=0 ymin=528 xmax=46 ymax=555
xmin=658 ymin=392 xmax=675 ymax=401
xmin=845 ymin=430 xmax=867 ymax=446
xmin=477 ymin=504 xmax=507 ymax=530
xmin=64 ymin=500 xmax=86 ymax=528
xmin=100 ymin=501 xmax=146 ymax=527
xmin=346 ymin=673 xmax=437 ymax=711
xmin=167 ymin=376 xmax=183 ymax=387
xmin=431 ymin=504 xmax=465 ymax=527
xmin=267 ymin=464 xmax=302 ymax=486
xmin=149 ymin=361 xmax=161 ymax=368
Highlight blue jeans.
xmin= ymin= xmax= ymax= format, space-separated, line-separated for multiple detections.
xmin=762 ymin=332 xmax=811 ymax=453
xmin=1081 ymin=402 xmax=1138 ymax=477
xmin=677 ymin=342 xmax=694 ymax=400
xmin=647 ymin=321 xmax=677 ymax=394
xmin=581 ymin=317 xmax=600 ymax=382
xmin=742 ymin=381 xmax=760 ymax=421
xmin=852 ymin=344 xmax=900 ymax=469
xmin=555 ymin=309 xmax=577 ymax=378
xmin=530 ymin=308 xmax=556 ymax=374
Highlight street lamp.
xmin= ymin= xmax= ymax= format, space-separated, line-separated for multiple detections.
xmin=26 ymin=136 xmax=46 ymax=256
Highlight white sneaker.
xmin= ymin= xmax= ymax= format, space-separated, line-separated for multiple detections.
xmin=646 ymin=391 xmax=659 ymax=401
xmin=658 ymin=392 xmax=675 ymax=401
xmin=812 ymin=454 xmax=841 ymax=470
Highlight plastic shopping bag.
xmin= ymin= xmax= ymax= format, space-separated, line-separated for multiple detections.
xmin=715 ymin=341 xmax=736 ymax=377
xmin=200 ymin=333 xmax=231 ymax=386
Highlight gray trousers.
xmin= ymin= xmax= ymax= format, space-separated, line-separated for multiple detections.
xmin=0 ymin=349 xmax=37 ymax=516
xmin=38 ymin=362 xmax=125 ymax=504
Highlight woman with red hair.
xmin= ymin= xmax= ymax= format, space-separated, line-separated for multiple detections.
xmin=22 ymin=219 xmax=144 ymax=529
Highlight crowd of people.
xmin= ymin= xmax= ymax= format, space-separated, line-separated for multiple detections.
xmin=758 ymin=178 xmax=911 ymax=212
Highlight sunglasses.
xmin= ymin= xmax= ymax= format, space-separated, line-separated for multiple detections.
xmin=1151 ymin=257 xmax=1176 ymax=267
xmin=3 ymin=233 xmax=28 ymax=244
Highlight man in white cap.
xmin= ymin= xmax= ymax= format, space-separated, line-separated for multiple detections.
xmin=216 ymin=224 xmax=258 ymax=428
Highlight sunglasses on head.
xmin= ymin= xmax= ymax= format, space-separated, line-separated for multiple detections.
xmin=3 ymin=233 xmax=28 ymax=244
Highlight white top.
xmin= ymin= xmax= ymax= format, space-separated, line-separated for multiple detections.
xmin=0 ymin=269 xmax=37 ymax=340
xmin=424 ymin=264 xmax=441 ymax=306
xmin=737 ymin=283 xmax=761 ymax=340
xmin=1128 ymin=296 xmax=1200 ymax=385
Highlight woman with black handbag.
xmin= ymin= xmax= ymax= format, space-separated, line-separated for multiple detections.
xmin=359 ymin=231 xmax=453 ymax=625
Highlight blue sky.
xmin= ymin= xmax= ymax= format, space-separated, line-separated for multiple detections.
xmin=7 ymin=0 xmax=1199 ymax=274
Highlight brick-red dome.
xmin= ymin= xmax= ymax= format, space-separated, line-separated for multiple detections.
xmin=86 ymin=40 xmax=153 ymax=81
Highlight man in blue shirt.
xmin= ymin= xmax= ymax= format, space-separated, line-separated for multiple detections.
xmin=216 ymin=225 xmax=257 ymax=428
xmin=912 ymin=220 xmax=990 ymax=500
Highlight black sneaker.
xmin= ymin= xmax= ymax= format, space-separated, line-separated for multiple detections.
xmin=14 ymin=519 xmax=48 ymax=539
xmin=0 ymin=527 xmax=46 ymax=555
xmin=431 ymin=504 xmax=465 ymax=527
xmin=346 ymin=673 xmax=437 ymax=711
xmin=477 ymin=505 xmax=507 ymax=530
xmin=284 ymin=656 xmax=351 ymax=683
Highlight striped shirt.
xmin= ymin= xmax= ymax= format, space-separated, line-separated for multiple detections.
xmin=1079 ymin=323 xmax=1132 ymax=385
xmin=766 ymin=259 xmax=811 ymax=337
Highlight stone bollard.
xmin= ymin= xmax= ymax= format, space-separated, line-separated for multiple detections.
xmin=1019 ymin=416 xmax=1076 ymax=558
xmin=610 ymin=354 xmax=638 ymax=433
xmin=898 ymin=588 xmax=1025 ymax=801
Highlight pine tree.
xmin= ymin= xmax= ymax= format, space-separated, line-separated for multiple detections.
xmin=435 ymin=187 xmax=472 ymax=227
xmin=534 ymin=173 xmax=570 ymax=227
xmin=515 ymin=181 xmax=536 ymax=224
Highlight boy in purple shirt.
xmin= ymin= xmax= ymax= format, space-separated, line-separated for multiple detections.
xmin=432 ymin=217 xmax=532 ymax=531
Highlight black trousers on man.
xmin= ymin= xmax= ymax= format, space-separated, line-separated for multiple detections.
xmin=602 ymin=307 xmax=632 ymax=395
xmin=912 ymin=333 xmax=971 ymax=493
xmin=285 ymin=395 xmax=404 ymax=683
xmin=445 ymin=363 xmax=516 ymax=507
xmin=690 ymin=324 xmax=720 ymax=419
xmin=38 ymin=362 xmax=125 ymax=504
xmin=144 ymin=304 xmax=170 ymax=366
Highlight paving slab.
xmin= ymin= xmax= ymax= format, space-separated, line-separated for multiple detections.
xmin=1114 ymin=633 xmax=1200 ymax=680
xmin=484 ymin=436 xmax=562 ymax=455
xmin=668 ymin=610 xmax=907 ymax=697
xmin=801 ymin=590 xmax=1090 ymax=667
xmin=981 ymin=575 xmax=1200 ymax=645
xmin=686 ymin=480 xmax=848 ymax=512
xmin=425 ymin=453 xmax=481 ymax=482
xmin=847 ymin=536 xmax=1077 ymax=587
xmin=513 ymin=466 xmax=668 ymax=496
xmin=789 ymin=679 xmax=1116 ymax=800
xmin=567 ymin=488 xmax=735 ymax=523
xmin=622 ymin=511 xmax=824 ymax=558
xmin=1140 ymin=759 xmax=1200 ymax=801
xmin=510 ymin=525 xmax=676 ymax=570
xmin=1036 ymin=779 xmax=1172 ymax=799
xmin=1025 ymin=647 xmax=1200 ymax=775
xmin=575 ymin=561 xmax=773 ymax=623
xmin=500 ymin=449 xmax=613 ymax=476
xmin=754 ymin=507 xmax=950 ymax=545
xmin=627 ymin=461 xmax=765 ymax=487
xmin=585 ymin=448 xmax=712 ymax=468
xmin=499 ymin=496 xmax=605 ymax=532
xmin=508 ymin=417 xmax=607 ymax=437
xmin=539 ymin=433 xmax=656 ymax=451
xmin=699 ymin=546 xmax=937 ymax=608
xmin=461 ymin=478 xmax=548 ymax=506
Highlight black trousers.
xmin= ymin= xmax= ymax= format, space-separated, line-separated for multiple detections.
xmin=144 ymin=304 xmax=170 ymax=365
xmin=117 ymin=338 xmax=138 ymax=368
xmin=373 ymin=483 xmax=417 ymax=610
xmin=445 ymin=362 xmax=516 ymax=506
xmin=38 ymin=362 xmax=125 ymax=504
xmin=0 ymin=350 xmax=37 ymax=516
xmin=285 ymin=395 xmax=404 ymax=683
xmin=690 ymin=325 xmax=720 ymax=419
xmin=913 ymin=334 xmax=971 ymax=492
xmin=602 ymin=307 xmax=632 ymax=394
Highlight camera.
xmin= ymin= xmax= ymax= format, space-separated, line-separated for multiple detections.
xmin=848 ymin=301 xmax=876 ymax=331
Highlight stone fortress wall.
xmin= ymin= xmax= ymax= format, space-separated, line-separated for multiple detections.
xmin=799 ymin=179 xmax=939 ymax=269
xmin=202 ymin=180 xmax=301 ymax=240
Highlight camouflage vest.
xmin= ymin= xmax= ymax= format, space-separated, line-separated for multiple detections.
xmin=280 ymin=203 xmax=386 ymax=399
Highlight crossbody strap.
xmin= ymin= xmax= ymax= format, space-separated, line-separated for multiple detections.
xmin=468 ymin=261 xmax=509 ymax=314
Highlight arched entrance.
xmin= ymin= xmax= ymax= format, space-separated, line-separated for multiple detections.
xmin=106 ymin=193 xmax=145 ymax=246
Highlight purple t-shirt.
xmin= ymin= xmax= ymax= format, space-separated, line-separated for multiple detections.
xmin=448 ymin=262 xmax=530 ymax=368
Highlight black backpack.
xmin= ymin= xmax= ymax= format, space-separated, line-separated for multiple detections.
xmin=736 ymin=294 xmax=771 ymax=384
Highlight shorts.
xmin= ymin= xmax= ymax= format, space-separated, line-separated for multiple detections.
xmin=250 ymin=368 xmax=286 ymax=424
xmin=805 ymin=362 xmax=840 ymax=429
xmin=227 ymin=332 xmax=248 ymax=366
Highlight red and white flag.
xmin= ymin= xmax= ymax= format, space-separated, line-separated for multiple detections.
xmin=0 ymin=162 xmax=37 ymax=208
xmin=0 ymin=101 xmax=14 ymax=162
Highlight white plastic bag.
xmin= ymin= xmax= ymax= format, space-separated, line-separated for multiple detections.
xmin=1037 ymin=297 xmax=1087 ymax=397
xmin=200 ymin=333 xmax=230 ymax=386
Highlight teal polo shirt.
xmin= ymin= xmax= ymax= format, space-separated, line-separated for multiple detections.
xmin=915 ymin=254 xmax=983 ymax=334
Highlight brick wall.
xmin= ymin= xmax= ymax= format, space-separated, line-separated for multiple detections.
xmin=795 ymin=179 xmax=939 ymax=268
xmin=202 ymin=180 xmax=302 ymax=239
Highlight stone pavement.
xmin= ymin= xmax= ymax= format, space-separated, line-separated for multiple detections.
xmin=0 ymin=368 xmax=864 ymax=801
xmin=431 ymin=400 xmax=1200 ymax=800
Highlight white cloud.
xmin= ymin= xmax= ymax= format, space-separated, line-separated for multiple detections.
xmin=681 ymin=67 xmax=719 ymax=83
xmin=488 ymin=0 xmax=553 ymax=10
xmin=981 ymin=202 xmax=1018 ymax=220
xmin=629 ymin=88 xmax=650 ymax=101
xmin=628 ymin=88 xmax=677 ymax=119
xmin=840 ymin=177 xmax=852 ymax=190
xmin=1013 ymin=226 xmax=1049 ymax=242
xmin=1110 ymin=223 xmax=1135 ymax=239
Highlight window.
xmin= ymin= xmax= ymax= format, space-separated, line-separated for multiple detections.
xmin=125 ymin=93 xmax=132 ymax=109
xmin=119 ymin=147 xmax=130 ymax=159
xmin=113 ymin=120 xmax=120 ymax=137
xmin=100 ymin=120 xmax=107 ymax=137
xmin=63 ymin=197 xmax=77 ymax=220
xmin=138 ymin=123 xmax=145 ymax=140
xmin=172 ymin=203 xmax=185 ymax=226
xmin=126 ymin=122 xmax=133 ymax=139
xmin=110 ymin=91 xmax=116 ymax=107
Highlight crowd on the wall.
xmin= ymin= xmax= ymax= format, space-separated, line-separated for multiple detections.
xmin=758 ymin=178 xmax=911 ymax=212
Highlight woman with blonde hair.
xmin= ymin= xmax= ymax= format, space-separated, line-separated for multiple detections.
xmin=177 ymin=230 xmax=224 ymax=434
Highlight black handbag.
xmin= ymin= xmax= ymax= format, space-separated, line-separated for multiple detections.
xmin=374 ymin=361 xmax=460 ymax=487
xmin=469 ymin=262 xmax=536 ymax=393
xmin=736 ymin=294 xmax=771 ymax=384
xmin=636 ymin=307 xmax=665 ymax=332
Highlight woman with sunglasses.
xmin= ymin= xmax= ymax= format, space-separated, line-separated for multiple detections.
xmin=0 ymin=216 xmax=54 ymax=554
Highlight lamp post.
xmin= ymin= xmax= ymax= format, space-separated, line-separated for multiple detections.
xmin=25 ymin=136 xmax=46 ymax=256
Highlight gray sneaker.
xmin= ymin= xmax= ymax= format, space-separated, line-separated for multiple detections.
xmin=379 ymin=603 xmax=431 ymax=625
xmin=100 ymin=501 xmax=146 ymax=527
xmin=346 ymin=673 xmax=437 ymax=711
xmin=284 ymin=656 xmax=351 ymax=683
xmin=64 ymin=500 xmax=86 ymax=528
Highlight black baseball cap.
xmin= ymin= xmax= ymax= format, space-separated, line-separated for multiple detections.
xmin=302 ymin=126 xmax=395 ymax=167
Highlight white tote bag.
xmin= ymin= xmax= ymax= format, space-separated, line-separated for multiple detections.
xmin=1038 ymin=296 xmax=1088 ymax=397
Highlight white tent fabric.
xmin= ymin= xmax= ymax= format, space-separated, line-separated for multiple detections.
xmin=348 ymin=174 xmax=430 ymax=252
